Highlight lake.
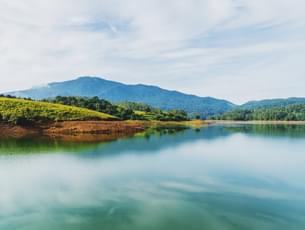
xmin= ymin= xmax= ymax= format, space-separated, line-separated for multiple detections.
xmin=0 ymin=124 xmax=305 ymax=230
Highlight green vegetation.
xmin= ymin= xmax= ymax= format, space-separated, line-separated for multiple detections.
xmin=8 ymin=76 xmax=235 ymax=117
xmin=119 ymin=101 xmax=189 ymax=121
xmin=240 ymin=98 xmax=305 ymax=110
xmin=44 ymin=96 xmax=137 ymax=120
xmin=46 ymin=97 xmax=189 ymax=121
xmin=211 ymin=104 xmax=305 ymax=121
xmin=0 ymin=97 xmax=115 ymax=125
xmin=119 ymin=101 xmax=155 ymax=112
xmin=0 ymin=95 xmax=189 ymax=126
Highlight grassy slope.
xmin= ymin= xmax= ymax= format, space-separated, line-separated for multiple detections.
xmin=0 ymin=97 xmax=116 ymax=122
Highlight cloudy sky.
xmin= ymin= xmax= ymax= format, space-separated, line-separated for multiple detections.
xmin=0 ymin=0 xmax=305 ymax=104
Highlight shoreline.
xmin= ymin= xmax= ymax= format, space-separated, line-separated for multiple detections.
xmin=206 ymin=120 xmax=305 ymax=125
xmin=0 ymin=120 xmax=207 ymax=142
xmin=3 ymin=119 xmax=304 ymax=142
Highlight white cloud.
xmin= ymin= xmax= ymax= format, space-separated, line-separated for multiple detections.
xmin=0 ymin=0 xmax=304 ymax=103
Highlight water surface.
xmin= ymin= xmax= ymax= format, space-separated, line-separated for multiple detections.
xmin=0 ymin=124 xmax=305 ymax=230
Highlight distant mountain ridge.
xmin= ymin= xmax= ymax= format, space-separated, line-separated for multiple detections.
xmin=7 ymin=76 xmax=235 ymax=117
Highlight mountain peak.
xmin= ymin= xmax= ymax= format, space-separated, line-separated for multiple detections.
xmin=6 ymin=76 xmax=235 ymax=117
xmin=76 ymin=76 xmax=105 ymax=81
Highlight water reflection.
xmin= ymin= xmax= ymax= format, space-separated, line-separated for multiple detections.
xmin=0 ymin=126 xmax=190 ymax=155
xmin=1 ymin=124 xmax=305 ymax=156
xmin=222 ymin=124 xmax=305 ymax=138
xmin=0 ymin=124 xmax=305 ymax=230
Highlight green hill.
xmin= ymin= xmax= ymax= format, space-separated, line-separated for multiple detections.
xmin=0 ymin=97 xmax=116 ymax=125
xmin=46 ymin=96 xmax=189 ymax=121
xmin=240 ymin=98 xmax=305 ymax=110
xmin=211 ymin=104 xmax=305 ymax=121
xmin=7 ymin=76 xmax=235 ymax=117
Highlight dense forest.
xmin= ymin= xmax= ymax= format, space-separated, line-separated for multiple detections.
xmin=44 ymin=96 xmax=189 ymax=121
xmin=0 ymin=95 xmax=190 ymax=125
xmin=240 ymin=98 xmax=305 ymax=110
xmin=8 ymin=76 xmax=234 ymax=117
xmin=211 ymin=104 xmax=305 ymax=121
xmin=44 ymin=96 xmax=135 ymax=120
xmin=3 ymin=94 xmax=304 ymax=123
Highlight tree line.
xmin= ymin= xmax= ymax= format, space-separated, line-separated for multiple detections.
xmin=211 ymin=104 xmax=305 ymax=121
xmin=44 ymin=96 xmax=189 ymax=121
xmin=0 ymin=95 xmax=189 ymax=124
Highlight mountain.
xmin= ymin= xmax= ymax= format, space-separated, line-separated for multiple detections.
xmin=240 ymin=98 xmax=305 ymax=110
xmin=7 ymin=76 xmax=235 ymax=117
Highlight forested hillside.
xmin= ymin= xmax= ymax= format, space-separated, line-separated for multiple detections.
xmin=46 ymin=96 xmax=189 ymax=121
xmin=0 ymin=97 xmax=115 ymax=125
xmin=211 ymin=104 xmax=305 ymax=121
xmin=8 ymin=76 xmax=235 ymax=117
xmin=240 ymin=98 xmax=305 ymax=109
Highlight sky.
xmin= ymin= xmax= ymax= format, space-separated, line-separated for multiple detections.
xmin=0 ymin=0 xmax=305 ymax=104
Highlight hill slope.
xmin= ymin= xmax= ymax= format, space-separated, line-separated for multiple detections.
xmin=211 ymin=104 xmax=305 ymax=121
xmin=0 ymin=97 xmax=115 ymax=124
xmin=240 ymin=98 xmax=305 ymax=110
xmin=8 ymin=76 xmax=235 ymax=117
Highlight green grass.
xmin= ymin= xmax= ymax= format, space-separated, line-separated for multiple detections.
xmin=0 ymin=97 xmax=116 ymax=124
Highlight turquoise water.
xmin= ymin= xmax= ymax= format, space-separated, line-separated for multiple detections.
xmin=0 ymin=124 xmax=305 ymax=230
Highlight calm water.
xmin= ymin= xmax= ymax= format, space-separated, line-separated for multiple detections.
xmin=1 ymin=124 xmax=305 ymax=230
